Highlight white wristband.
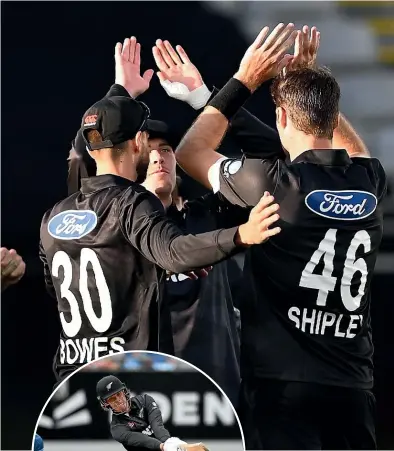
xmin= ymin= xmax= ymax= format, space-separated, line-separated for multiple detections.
xmin=160 ymin=80 xmax=212 ymax=110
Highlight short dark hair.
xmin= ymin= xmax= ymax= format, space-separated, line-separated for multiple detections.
xmin=86 ymin=130 xmax=128 ymax=159
xmin=270 ymin=66 xmax=340 ymax=139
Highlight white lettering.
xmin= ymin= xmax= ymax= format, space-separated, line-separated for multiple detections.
xmin=59 ymin=337 xmax=125 ymax=364
xmin=334 ymin=314 xmax=346 ymax=337
xmin=346 ymin=315 xmax=359 ymax=338
xmin=314 ymin=310 xmax=323 ymax=334
xmin=288 ymin=307 xmax=363 ymax=338
xmin=288 ymin=306 xmax=301 ymax=329
xmin=173 ymin=392 xmax=199 ymax=426
xmin=204 ymin=393 xmax=234 ymax=426
xmin=109 ymin=337 xmax=126 ymax=353
xmin=301 ymin=308 xmax=316 ymax=334
xmin=319 ymin=194 xmax=366 ymax=216
xmin=56 ymin=214 xmax=89 ymax=235
xmin=320 ymin=312 xmax=336 ymax=335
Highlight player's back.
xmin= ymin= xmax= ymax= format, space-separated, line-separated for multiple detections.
xmin=240 ymin=150 xmax=387 ymax=388
xmin=40 ymin=175 xmax=162 ymax=378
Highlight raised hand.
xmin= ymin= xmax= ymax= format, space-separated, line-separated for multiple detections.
xmin=152 ymin=40 xmax=210 ymax=109
xmin=234 ymin=23 xmax=297 ymax=92
xmin=284 ymin=25 xmax=320 ymax=75
xmin=115 ymin=37 xmax=154 ymax=98
xmin=236 ymin=192 xmax=281 ymax=246
xmin=153 ymin=40 xmax=204 ymax=91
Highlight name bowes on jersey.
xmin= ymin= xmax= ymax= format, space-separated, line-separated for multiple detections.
xmin=59 ymin=337 xmax=126 ymax=364
xmin=288 ymin=308 xmax=363 ymax=338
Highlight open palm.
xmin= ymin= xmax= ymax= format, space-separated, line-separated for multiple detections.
xmin=152 ymin=40 xmax=203 ymax=91
xmin=115 ymin=37 xmax=154 ymax=98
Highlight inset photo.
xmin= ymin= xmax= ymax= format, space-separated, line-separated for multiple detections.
xmin=34 ymin=352 xmax=244 ymax=451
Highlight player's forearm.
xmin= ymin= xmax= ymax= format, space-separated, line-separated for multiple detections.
xmin=176 ymin=107 xmax=229 ymax=189
xmin=149 ymin=413 xmax=171 ymax=442
xmin=334 ymin=113 xmax=370 ymax=158
xmin=149 ymin=223 xmax=242 ymax=274
xmin=114 ymin=430 xmax=162 ymax=450
xmin=146 ymin=395 xmax=171 ymax=442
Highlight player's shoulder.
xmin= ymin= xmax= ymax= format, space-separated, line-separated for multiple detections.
xmin=41 ymin=193 xmax=80 ymax=225
xmin=351 ymin=156 xmax=387 ymax=198
xmin=351 ymin=156 xmax=386 ymax=175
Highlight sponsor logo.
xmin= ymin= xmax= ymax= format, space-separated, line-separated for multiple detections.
xmin=84 ymin=114 xmax=98 ymax=126
xmin=39 ymin=390 xmax=92 ymax=429
xmin=305 ymin=190 xmax=377 ymax=221
xmin=223 ymin=159 xmax=242 ymax=178
xmin=48 ymin=210 xmax=97 ymax=240
xmin=128 ymin=422 xmax=136 ymax=429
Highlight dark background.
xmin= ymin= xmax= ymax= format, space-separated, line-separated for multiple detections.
xmin=1 ymin=2 xmax=393 ymax=449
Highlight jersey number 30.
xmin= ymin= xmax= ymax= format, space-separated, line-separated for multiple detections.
xmin=52 ymin=248 xmax=112 ymax=337
xmin=300 ymin=229 xmax=371 ymax=312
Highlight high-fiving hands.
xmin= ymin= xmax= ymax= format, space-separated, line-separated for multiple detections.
xmin=152 ymin=40 xmax=210 ymax=109
xmin=283 ymin=25 xmax=320 ymax=75
xmin=234 ymin=22 xmax=297 ymax=92
xmin=114 ymin=36 xmax=154 ymax=98
xmin=153 ymin=40 xmax=203 ymax=91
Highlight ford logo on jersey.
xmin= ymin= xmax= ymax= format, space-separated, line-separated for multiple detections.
xmin=305 ymin=190 xmax=377 ymax=221
xmin=48 ymin=210 xmax=98 ymax=240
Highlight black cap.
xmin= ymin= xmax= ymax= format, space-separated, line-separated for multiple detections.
xmin=96 ymin=375 xmax=126 ymax=400
xmin=146 ymin=119 xmax=180 ymax=149
xmin=81 ymin=96 xmax=150 ymax=151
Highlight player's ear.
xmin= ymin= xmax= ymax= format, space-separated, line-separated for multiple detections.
xmin=276 ymin=107 xmax=287 ymax=129
xmin=135 ymin=131 xmax=149 ymax=153
xmin=333 ymin=113 xmax=340 ymax=130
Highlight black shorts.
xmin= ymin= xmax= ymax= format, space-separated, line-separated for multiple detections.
xmin=238 ymin=378 xmax=376 ymax=450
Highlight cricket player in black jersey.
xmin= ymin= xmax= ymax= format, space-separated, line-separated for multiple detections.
xmin=175 ymin=23 xmax=387 ymax=450
xmin=39 ymin=36 xmax=282 ymax=383
xmin=96 ymin=375 xmax=208 ymax=451
xmin=140 ymin=120 xmax=247 ymax=407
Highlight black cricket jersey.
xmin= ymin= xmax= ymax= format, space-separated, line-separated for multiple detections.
xmin=111 ymin=394 xmax=170 ymax=451
xmin=165 ymin=194 xmax=248 ymax=406
xmin=210 ymin=149 xmax=387 ymax=389
xmin=39 ymin=175 xmax=240 ymax=380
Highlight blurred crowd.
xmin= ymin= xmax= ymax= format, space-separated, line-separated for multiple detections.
xmin=81 ymin=352 xmax=195 ymax=373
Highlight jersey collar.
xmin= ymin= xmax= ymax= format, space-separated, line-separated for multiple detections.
xmin=291 ymin=149 xmax=351 ymax=166
xmin=80 ymin=174 xmax=135 ymax=194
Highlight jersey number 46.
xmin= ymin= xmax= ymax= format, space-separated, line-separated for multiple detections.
xmin=300 ymin=228 xmax=371 ymax=312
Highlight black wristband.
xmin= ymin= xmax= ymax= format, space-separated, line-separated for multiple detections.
xmin=208 ymin=78 xmax=252 ymax=121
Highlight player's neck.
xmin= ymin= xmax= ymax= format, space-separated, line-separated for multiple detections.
xmin=96 ymin=162 xmax=138 ymax=182
xmin=288 ymin=136 xmax=333 ymax=161
xmin=157 ymin=193 xmax=173 ymax=209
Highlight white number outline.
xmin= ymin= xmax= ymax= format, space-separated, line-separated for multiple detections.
xmin=300 ymin=229 xmax=371 ymax=311
xmin=52 ymin=248 xmax=112 ymax=337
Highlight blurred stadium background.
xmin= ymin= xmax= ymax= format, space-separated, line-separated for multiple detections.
xmin=36 ymin=353 xmax=243 ymax=451
xmin=1 ymin=1 xmax=393 ymax=449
